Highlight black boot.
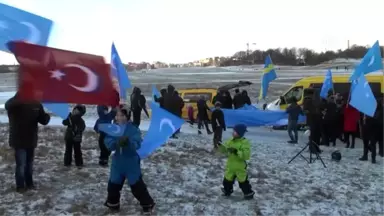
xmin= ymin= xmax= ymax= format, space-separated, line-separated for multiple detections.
xmin=359 ymin=156 xmax=368 ymax=161
xmin=104 ymin=181 xmax=124 ymax=211
xmin=222 ymin=178 xmax=234 ymax=196
xmin=238 ymin=177 xmax=255 ymax=200
xmin=130 ymin=177 xmax=155 ymax=213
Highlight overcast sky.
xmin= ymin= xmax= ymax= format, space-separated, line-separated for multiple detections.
xmin=0 ymin=0 xmax=383 ymax=64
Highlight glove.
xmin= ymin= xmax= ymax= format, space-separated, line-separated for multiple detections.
xmin=118 ymin=136 xmax=129 ymax=147
xmin=227 ymin=148 xmax=238 ymax=154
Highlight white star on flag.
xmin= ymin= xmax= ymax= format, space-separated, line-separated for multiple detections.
xmin=49 ymin=70 xmax=65 ymax=81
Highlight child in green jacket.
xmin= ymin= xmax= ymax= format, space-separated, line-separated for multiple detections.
xmin=219 ymin=124 xmax=255 ymax=199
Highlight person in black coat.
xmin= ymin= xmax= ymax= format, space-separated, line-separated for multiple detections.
xmin=222 ymin=90 xmax=233 ymax=109
xmin=211 ymin=102 xmax=226 ymax=148
xmin=154 ymin=88 xmax=167 ymax=108
xmin=5 ymin=92 xmax=51 ymax=192
xmin=233 ymin=89 xmax=245 ymax=109
xmin=163 ymin=85 xmax=184 ymax=116
xmin=242 ymin=90 xmax=251 ymax=106
xmin=62 ymin=104 xmax=86 ymax=168
xmin=130 ymin=87 xmax=149 ymax=127
xmin=321 ymin=96 xmax=338 ymax=146
xmin=359 ymin=110 xmax=381 ymax=163
xmin=376 ymin=96 xmax=384 ymax=157
xmin=197 ymin=95 xmax=212 ymax=135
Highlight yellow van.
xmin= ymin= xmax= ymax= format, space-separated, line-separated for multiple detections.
xmin=267 ymin=73 xmax=384 ymax=111
xmin=178 ymin=81 xmax=253 ymax=119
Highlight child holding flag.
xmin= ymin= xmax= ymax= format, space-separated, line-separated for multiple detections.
xmin=219 ymin=124 xmax=255 ymax=200
xmin=62 ymin=104 xmax=86 ymax=168
xmin=104 ymin=107 xmax=155 ymax=215
xmin=94 ymin=105 xmax=117 ymax=166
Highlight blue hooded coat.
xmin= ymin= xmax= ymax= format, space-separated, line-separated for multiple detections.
xmin=94 ymin=105 xmax=117 ymax=133
xmin=104 ymin=122 xmax=142 ymax=185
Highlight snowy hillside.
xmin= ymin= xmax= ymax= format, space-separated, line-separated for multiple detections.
xmin=0 ymin=123 xmax=383 ymax=216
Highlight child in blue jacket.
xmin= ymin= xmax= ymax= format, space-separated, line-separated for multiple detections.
xmin=104 ymin=107 xmax=155 ymax=215
xmin=94 ymin=105 xmax=117 ymax=166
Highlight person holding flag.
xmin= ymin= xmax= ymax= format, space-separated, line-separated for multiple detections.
xmin=103 ymin=107 xmax=155 ymax=214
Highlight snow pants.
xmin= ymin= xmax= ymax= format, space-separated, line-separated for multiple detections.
xmin=222 ymin=162 xmax=253 ymax=195
xmin=106 ymin=158 xmax=154 ymax=209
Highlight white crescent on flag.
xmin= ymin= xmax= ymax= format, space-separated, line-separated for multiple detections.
xmin=159 ymin=118 xmax=176 ymax=133
xmin=65 ymin=64 xmax=99 ymax=92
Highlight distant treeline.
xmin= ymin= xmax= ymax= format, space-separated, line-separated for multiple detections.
xmin=219 ymin=45 xmax=384 ymax=66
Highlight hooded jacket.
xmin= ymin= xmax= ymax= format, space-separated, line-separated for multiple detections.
xmin=5 ymin=93 xmax=51 ymax=149
xmin=163 ymin=85 xmax=184 ymax=116
xmin=104 ymin=122 xmax=142 ymax=185
xmin=63 ymin=105 xmax=86 ymax=142
xmin=242 ymin=90 xmax=251 ymax=106
xmin=94 ymin=105 xmax=117 ymax=133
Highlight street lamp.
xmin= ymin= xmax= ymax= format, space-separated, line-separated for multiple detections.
xmin=246 ymin=42 xmax=257 ymax=63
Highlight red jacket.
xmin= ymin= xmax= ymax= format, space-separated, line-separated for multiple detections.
xmin=343 ymin=106 xmax=360 ymax=132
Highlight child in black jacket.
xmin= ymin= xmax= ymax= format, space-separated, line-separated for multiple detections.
xmin=211 ymin=102 xmax=226 ymax=148
xmin=62 ymin=104 xmax=86 ymax=167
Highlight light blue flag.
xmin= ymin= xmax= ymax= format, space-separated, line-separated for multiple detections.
xmin=221 ymin=108 xmax=305 ymax=127
xmin=349 ymin=74 xmax=377 ymax=117
xmin=43 ymin=103 xmax=69 ymax=119
xmin=320 ymin=69 xmax=333 ymax=99
xmin=98 ymin=123 xmax=126 ymax=137
xmin=349 ymin=41 xmax=383 ymax=81
xmin=152 ymin=85 xmax=161 ymax=106
xmin=138 ymin=102 xmax=185 ymax=159
xmin=259 ymin=55 xmax=277 ymax=100
xmin=0 ymin=3 xmax=53 ymax=52
xmin=111 ymin=42 xmax=131 ymax=99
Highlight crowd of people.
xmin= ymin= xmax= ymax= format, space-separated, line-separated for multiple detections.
xmin=288 ymin=90 xmax=384 ymax=164
xmin=4 ymin=85 xmax=256 ymax=215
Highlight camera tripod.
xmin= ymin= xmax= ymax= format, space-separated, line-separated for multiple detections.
xmin=287 ymin=140 xmax=327 ymax=168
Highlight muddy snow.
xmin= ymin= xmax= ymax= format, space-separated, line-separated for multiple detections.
xmin=0 ymin=124 xmax=383 ymax=216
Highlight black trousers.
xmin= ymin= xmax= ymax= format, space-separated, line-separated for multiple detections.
xmin=213 ymin=127 xmax=223 ymax=146
xmin=376 ymin=127 xmax=384 ymax=156
xmin=198 ymin=119 xmax=211 ymax=134
xmin=222 ymin=175 xmax=253 ymax=195
xmin=362 ymin=133 xmax=376 ymax=161
xmin=321 ymin=121 xmax=336 ymax=146
xmin=344 ymin=132 xmax=356 ymax=148
xmin=98 ymin=132 xmax=110 ymax=165
xmin=64 ymin=139 xmax=83 ymax=166
xmin=132 ymin=111 xmax=141 ymax=127
xmin=106 ymin=176 xmax=154 ymax=208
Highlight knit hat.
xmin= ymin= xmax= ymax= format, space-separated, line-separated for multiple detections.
xmin=233 ymin=124 xmax=248 ymax=137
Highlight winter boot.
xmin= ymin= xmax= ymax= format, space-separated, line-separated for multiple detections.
xmin=372 ymin=158 xmax=376 ymax=164
xmin=142 ymin=203 xmax=156 ymax=215
xmin=244 ymin=191 xmax=255 ymax=200
xmin=104 ymin=200 xmax=120 ymax=211
xmin=359 ymin=156 xmax=368 ymax=161
xmin=221 ymin=188 xmax=233 ymax=197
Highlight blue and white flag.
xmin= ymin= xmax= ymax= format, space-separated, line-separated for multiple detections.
xmin=152 ymin=85 xmax=161 ymax=106
xmin=111 ymin=42 xmax=131 ymax=99
xmin=349 ymin=41 xmax=383 ymax=81
xmin=98 ymin=123 xmax=126 ymax=137
xmin=0 ymin=3 xmax=53 ymax=52
xmin=349 ymin=74 xmax=377 ymax=117
xmin=43 ymin=103 xmax=69 ymax=119
xmin=138 ymin=102 xmax=185 ymax=159
xmin=320 ymin=69 xmax=333 ymax=99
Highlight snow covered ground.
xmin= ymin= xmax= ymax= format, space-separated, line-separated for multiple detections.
xmin=0 ymin=120 xmax=383 ymax=216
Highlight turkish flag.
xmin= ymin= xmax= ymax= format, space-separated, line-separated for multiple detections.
xmin=8 ymin=41 xmax=119 ymax=106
